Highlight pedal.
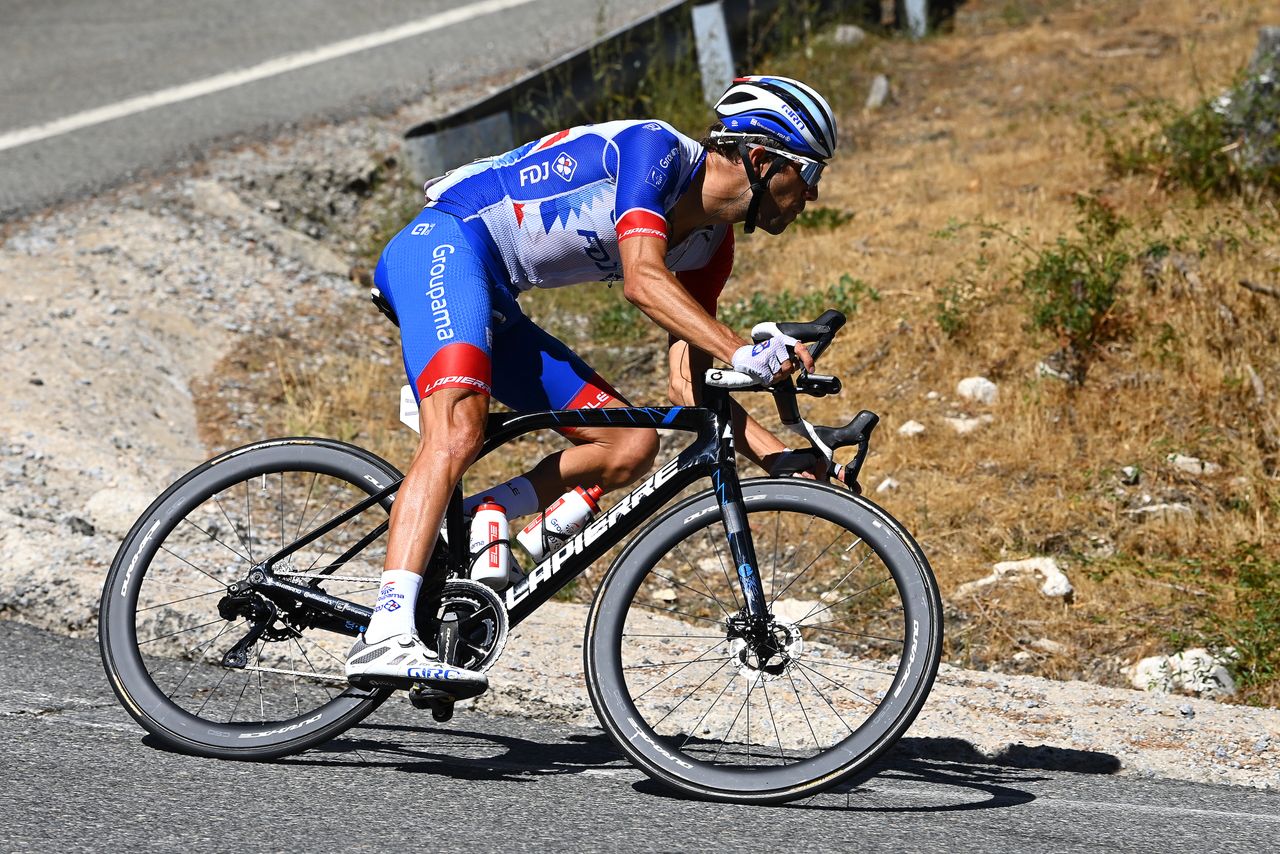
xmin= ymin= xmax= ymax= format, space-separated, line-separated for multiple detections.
xmin=408 ymin=684 xmax=456 ymax=722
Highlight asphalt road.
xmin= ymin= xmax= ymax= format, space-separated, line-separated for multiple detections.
xmin=2 ymin=620 xmax=1278 ymax=852
xmin=0 ymin=0 xmax=677 ymax=219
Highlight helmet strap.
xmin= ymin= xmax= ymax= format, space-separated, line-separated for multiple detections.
xmin=737 ymin=142 xmax=788 ymax=234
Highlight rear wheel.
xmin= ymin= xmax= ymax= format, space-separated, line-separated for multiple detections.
xmin=99 ymin=438 xmax=401 ymax=759
xmin=585 ymin=478 xmax=942 ymax=804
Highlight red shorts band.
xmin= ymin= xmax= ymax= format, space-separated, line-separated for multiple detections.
xmin=416 ymin=342 xmax=492 ymax=399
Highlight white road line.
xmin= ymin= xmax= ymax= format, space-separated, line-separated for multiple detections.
xmin=0 ymin=0 xmax=539 ymax=154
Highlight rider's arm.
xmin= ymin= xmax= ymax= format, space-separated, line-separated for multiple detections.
xmin=610 ymin=124 xmax=746 ymax=363
xmin=619 ymin=236 xmax=744 ymax=363
xmin=665 ymin=232 xmax=823 ymax=477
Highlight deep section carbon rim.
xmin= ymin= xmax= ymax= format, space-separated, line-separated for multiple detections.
xmin=99 ymin=438 xmax=399 ymax=758
xmin=586 ymin=479 xmax=941 ymax=802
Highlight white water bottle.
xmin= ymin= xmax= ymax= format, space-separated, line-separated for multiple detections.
xmin=516 ymin=485 xmax=603 ymax=563
xmin=468 ymin=500 xmax=511 ymax=589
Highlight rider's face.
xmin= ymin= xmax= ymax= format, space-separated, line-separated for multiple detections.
xmin=755 ymin=158 xmax=819 ymax=235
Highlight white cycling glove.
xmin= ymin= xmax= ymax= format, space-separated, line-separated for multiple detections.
xmin=731 ymin=323 xmax=799 ymax=386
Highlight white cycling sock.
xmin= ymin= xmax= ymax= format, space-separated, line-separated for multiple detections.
xmin=463 ymin=475 xmax=539 ymax=518
xmin=363 ymin=569 xmax=421 ymax=643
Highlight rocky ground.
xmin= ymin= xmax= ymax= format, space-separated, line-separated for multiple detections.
xmin=2 ymin=88 xmax=1278 ymax=791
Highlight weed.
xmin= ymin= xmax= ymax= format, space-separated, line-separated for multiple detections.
xmin=794 ymin=206 xmax=854 ymax=230
xmin=1100 ymin=70 xmax=1280 ymax=200
xmin=1200 ymin=542 xmax=1280 ymax=702
xmin=592 ymin=291 xmax=650 ymax=343
xmin=1021 ymin=195 xmax=1132 ymax=383
xmin=934 ymin=278 xmax=979 ymax=337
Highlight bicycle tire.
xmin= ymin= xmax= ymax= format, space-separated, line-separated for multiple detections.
xmin=584 ymin=478 xmax=942 ymax=804
xmin=99 ymin=437 xmax=401 ymax=760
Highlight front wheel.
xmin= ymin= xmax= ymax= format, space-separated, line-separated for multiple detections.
xmin=584 ymin=478 xmax=942 ymax=804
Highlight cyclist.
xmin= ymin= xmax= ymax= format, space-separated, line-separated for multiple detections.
xmin=347 ymin=76 xmax=839 ymax=696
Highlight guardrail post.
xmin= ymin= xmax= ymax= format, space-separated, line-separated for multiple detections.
xmin=692 ymin=1 xmax=735 ymax=105
xmin=898 ymin=0 xmax=929 ymax=38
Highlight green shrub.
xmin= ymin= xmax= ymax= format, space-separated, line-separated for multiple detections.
xmin=1021 ymin=196 xmax=1131 ymax=383
xmin=1099 ymin=73 xmax=1280 ymax=199
xmin=1201 ymin=542 xmax=1280 ymax=701
xmin=794 ymin=206 xmax=854 ymax=230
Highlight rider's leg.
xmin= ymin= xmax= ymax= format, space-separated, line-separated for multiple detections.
xmin=475 ymin=310 xmax=661 ymax=514
xmin=347 ymin=386 xmax=492 ymax=694
xmin=521 ymin=415 xmax=659 ymax=502
xmin=349 ymin=207 xmax=497 ymax=692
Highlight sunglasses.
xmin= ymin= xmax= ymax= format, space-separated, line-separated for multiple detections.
xmin=755 ymin=144 xmax=826 ymax=187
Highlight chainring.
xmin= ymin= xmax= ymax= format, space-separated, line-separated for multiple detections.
xmin=424 ymin=579 xmax=509 ymax=673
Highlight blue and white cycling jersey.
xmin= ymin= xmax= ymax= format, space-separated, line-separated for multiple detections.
xmin=375 ymin=119 xmax=733 ymax=413
xmin=425 ymin=119 xmax=726 ymax=287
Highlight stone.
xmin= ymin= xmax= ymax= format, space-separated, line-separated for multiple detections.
xmin=1167 ymin=453 xmax=1221 ymax=476
xmin=1036 ymin=360 xmax=1073 ymax=382
xmin=898 ymin=420 xmax=925 ymax=437
xmin=1210 ymin=27 xmax=1280 ymax=176
xmin=831 ymin=24 xmax=867 ymax=47
xmin=772 ymin=598 xmax=820 ymax=623
xmin=84 ymin=487 xmax=154 ymax=538
xmin=1120 ymin=465 xmax=1140 ymax=485
xmin=876 ymin=477 xmax=899 ymax=494
xmin=944 ymin=414 xmax=993 ymax=435
xmin=1129 ymin=648 xmax=1237 ymax=698
xmin=865 ymin=75 xmax=891 ymax=111
xmin=1030 ymin=638 xmax=1068 ymax=656
xmin=1125 ymin=502 xmax=1195 ymax=523
xmin=955 ymin=556 xmax=1073 ymax=599
xmin=956 ymin=376 xmax=998 ymax=404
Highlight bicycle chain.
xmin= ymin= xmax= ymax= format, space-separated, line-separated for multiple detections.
xmin=274 ymin=570 xmax=379 ymax=584
xmin=239 ymin=664 xmax=348 ymax=684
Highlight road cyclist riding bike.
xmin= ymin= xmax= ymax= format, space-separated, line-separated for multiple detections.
xmin=348 ymin=76 xmax=849 ymax=695
xmin=98 ymin=76 xmax=943 ymax=804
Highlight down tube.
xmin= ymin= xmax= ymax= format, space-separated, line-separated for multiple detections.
xmin=501 ymin=457 xmax=708 ymax=628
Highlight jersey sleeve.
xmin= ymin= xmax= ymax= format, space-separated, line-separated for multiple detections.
xmin=676 ymin=228 xmax=734 ymax=316
xmin=610 ymin=124 xmax=684 ymax=243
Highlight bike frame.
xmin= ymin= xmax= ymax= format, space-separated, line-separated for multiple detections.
xmin=243 ymin=382 xmax=771 ymax=635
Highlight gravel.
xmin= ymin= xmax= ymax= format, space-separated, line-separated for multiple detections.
xmin=2 ymin=93 xmax=1278 ymax=792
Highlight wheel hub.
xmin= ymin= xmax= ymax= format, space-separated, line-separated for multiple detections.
xmin=727 ymin=618 xmax=804 ymax=685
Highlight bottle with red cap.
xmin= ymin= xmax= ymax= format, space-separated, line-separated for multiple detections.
xmin=468 ymin=499 xmax=511 ymax=589
xmin=516 ymin=485 xmax=603 ymax=563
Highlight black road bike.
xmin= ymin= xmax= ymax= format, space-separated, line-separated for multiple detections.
xmin=98 ymin=310 xmax=942 ymax=804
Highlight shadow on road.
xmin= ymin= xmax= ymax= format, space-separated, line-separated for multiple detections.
xmin=631 ymin=736 xmax=1121 ymax=810
xmin=276 ymin=720 xmax=627 ymax=783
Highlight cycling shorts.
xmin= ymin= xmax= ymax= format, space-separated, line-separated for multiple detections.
xmin=375 ymin=207 xmax=622 ymax=422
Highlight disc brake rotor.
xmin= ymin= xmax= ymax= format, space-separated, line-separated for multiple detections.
xmin=728 ymin=620 xmax=804 ymax=685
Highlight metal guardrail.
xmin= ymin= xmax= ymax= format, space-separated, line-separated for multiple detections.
xmin=401 ymin=0 xmax=863 ymax=181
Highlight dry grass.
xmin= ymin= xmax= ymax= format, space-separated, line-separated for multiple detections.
xmin=194 ymin=0 xmax=1280 ymax=703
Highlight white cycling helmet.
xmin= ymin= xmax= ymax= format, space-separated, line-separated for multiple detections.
xmin=712 ymin=75 xmax=838 ymax=160
xmin=710 ymin=75 xmax=838 ymax=232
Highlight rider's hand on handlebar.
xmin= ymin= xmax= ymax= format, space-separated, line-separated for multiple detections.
xmin=732 ymin=324 xmax=816 ymax=386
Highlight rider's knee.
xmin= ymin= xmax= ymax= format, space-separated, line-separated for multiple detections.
xmin=607 ymin=427 xmax=659 ymax=486
xmin=417 ymin=393 xmax=488 ymax=468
